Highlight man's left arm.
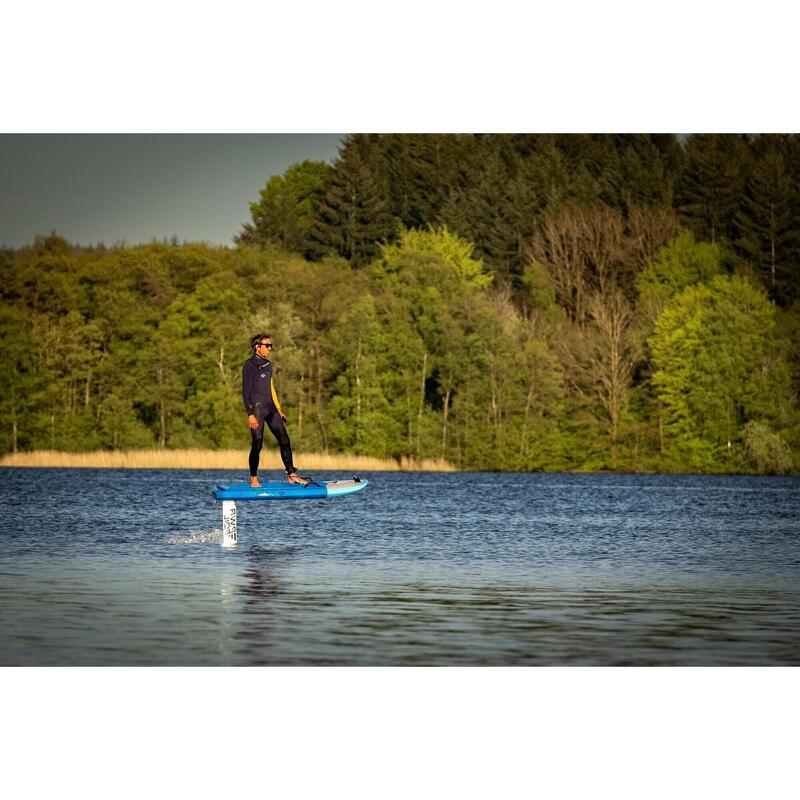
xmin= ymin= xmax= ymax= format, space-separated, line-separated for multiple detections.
xmin=270 ymin=376 xmax=286 ymax=421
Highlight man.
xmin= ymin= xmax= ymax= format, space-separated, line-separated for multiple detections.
xmin=242 ymin=332 xmax=308 ymax=488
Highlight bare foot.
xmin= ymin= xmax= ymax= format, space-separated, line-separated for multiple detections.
xmin=249 ymin=476 xmax=261 ymax=488
xmin=287 ymin=472 xmax=309 ymax=486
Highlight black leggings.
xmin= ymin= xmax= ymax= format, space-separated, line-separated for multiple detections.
xmin=249 ymin=407 xmax=295 ymax=476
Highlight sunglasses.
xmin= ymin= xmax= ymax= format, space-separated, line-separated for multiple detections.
xmin=257 ymin=342 xmax=273 ymax=348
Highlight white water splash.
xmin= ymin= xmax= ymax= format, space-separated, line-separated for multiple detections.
xmin=168 ymin=529 xmax=223 ymax=545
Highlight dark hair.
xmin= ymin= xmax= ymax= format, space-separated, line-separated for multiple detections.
xmin=250 ymin=332 xmax=271 ymax=349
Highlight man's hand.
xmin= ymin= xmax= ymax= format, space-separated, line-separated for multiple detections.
xmin=247 ymin=414 xmax=259 ymax=430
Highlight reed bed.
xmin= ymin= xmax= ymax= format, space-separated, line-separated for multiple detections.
xmin=0 ymin=449 xmax=456 ymax=472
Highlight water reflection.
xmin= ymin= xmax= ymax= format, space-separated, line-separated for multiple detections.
xmin=240 ymin=545 xmax=287 ymax=604
xmin=218 ymin=576 xmax=236 ymax=662
xmin=219 ymin=572 xmax=800 ymax=666
xmin=230 ymin=544 xmax=296 ymax=664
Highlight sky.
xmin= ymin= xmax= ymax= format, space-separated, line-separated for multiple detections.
xmin=0 ymin=134 xmax=344 ymax=249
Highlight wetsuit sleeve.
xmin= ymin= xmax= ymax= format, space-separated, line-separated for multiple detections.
xmin=270 ymin=376 xmax=284 ymax=417
xmin=242 ymin=361 xmax=256 ymax=415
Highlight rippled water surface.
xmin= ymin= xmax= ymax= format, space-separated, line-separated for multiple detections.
xmin=1 ymin=468 xmax=798 ymax=665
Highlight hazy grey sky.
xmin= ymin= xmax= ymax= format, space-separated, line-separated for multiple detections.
xmin=0 ymin=134 xmax=344 ymax=249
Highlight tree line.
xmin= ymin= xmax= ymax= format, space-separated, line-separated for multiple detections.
xmin=1 ymin=134 xmax=798 ymax=473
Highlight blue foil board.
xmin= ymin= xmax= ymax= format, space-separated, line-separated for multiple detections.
xmin=214 ymin=478 xmax=368 ymax=501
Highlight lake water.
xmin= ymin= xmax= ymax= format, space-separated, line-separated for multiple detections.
xmin=0 ymin=468 xmax=798 ymax=665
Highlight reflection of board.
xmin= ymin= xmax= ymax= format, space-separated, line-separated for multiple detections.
xmin=214 ymin=478 xmax=368 ymax=501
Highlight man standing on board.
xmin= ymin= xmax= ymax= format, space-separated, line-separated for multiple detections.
xmin=242 ymin=333 xmax=308 ymax=488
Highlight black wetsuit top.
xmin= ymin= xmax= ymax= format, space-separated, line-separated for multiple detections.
xmin=241 ymin=354 xmax=282 ymax=416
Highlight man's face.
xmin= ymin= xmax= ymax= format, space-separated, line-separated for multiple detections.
xmin=255 ymin=339 xmax=273 ymax=358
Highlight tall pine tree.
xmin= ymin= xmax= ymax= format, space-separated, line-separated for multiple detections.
xmin=438 ymin=146 xmax=520 ymax=283
xmin=381 ymin=134 xmax=469 ymax=229
xmin=308 ymin=135 xmax=395 ymax=267
xmin=676 ymin=134 xmax=750 ymax=245
xmin=734 ymin=134 xmax=799 ymax=304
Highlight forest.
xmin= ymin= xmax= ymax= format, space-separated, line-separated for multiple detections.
xmin=1 ymin=133 xmax=798 ymax=473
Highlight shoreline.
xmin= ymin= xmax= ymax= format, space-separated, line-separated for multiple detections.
xmin=0 ymin=450 xmax=794 ymax=477
xmin=0 ymin=449 xmax=455 ymax=472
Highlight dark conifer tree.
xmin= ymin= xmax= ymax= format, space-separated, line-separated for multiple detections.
xmin=544 ymin=135 xmax=605 ymax=205
xmin=308 ymin=135 xmax=395 ymax=267
xmin=518 ymin=136 xmax=581 ymax=210
xmin=734 ymin=134 xmax=798 ymax=302
xmin=676 ymin=134 xmax=750 ymax=244
xmin=550 ymin=134 xmax=682 ymax=213
xmin=612 ymin=134 xmax=682 ymax=210
xmin=438 ymin=145 xmax=521 ymax=283
xmin=650 ymin=133 xmax=686 ymax=188
xmin=382 ymin=134 xmax=417 ymax=227
xmin=787 ymin=134 xmax=800 ymax=304
xmin=382 ymin=134 xmax=470 ymax=229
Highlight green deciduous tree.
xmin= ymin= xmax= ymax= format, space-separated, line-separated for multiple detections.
xmin=237 ymin=160 xmax=332 ymax=258
xmin=636 ymin=229 xmax=724 ymax=321
xmin=450 ymin=292 xmax=565 ymax=470
xmin=649 ymin=275 xmax=793 ymax=471
xmin=328 ymin=295 xmax=403 ymax=457
xmin=742 ymin=420 xmax=793 ymax=474
xmin=0 ymin=305 xmax=43 ymax=453
xmin=369 ymin=226 xmax=497 ymax=461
